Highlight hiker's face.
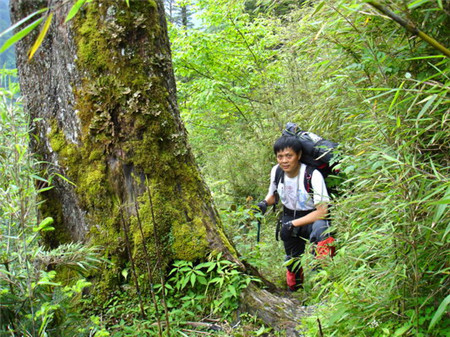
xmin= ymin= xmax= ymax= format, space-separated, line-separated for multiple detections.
xmin=276 ymin=147 xmax=301 ymax=177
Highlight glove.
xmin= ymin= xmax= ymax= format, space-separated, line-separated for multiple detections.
xmin=255 ymin=200 xmax=268 ymax=215
xmin=280 ymin=221 xmax=294 ymax=241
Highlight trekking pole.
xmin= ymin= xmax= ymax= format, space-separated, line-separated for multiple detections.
xmin=256 ymin=219 xmax=261 ymax=243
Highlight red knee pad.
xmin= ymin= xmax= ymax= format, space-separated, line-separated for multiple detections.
xmin=316 ymin=237 xmax=336 ymax=259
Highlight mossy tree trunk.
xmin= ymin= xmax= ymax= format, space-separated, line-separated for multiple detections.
xmin=11 ymin=0 xmax=238 ymax=281
xmin=10 ymin=1 xmax=304 ymax=333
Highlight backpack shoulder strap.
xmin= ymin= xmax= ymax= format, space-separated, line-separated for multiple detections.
xmin=275 ymin=165 xmax=284 ymax=186
xmin=304 ymin=165 xmax=315 ymax=198
xmin=273 ymin=165 xmax=284 ymax=205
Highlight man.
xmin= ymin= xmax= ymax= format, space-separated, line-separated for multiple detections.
xmin=256 ymin=135 xmax=335 ymax=291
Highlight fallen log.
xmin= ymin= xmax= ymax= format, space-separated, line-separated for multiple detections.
xmin=240 ymin=284 xmax=314 ymax=337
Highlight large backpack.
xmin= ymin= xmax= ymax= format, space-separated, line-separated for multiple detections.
xmin=282 ymin=122 xmax=338 ymax=177
xmin=275 ymin=122 xmax=340 ymax=199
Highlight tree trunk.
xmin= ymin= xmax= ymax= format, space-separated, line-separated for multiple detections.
xmin=181 ymin=5 xmax=188 ymax=28
xmin=10 ymin=0 xmax=309 ymax=333
xmin=11 ymin=0 xmax=238 ymax=268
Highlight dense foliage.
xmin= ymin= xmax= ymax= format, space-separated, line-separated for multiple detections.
xmin=170 ymin=0 xmax=449 ymax=336
xmin=1 ymin=0 xmax=448 ymax=335
xmin=0 ymin=69 xmax=109 ymax=336
xmin=0 ymin=70 xmax=263 ymax=336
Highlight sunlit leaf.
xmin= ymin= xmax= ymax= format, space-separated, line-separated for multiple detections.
xmin=428 ymin=295 xmax=450 ymax=330
xmin=0 ymin=7 xmax=48 ymax=39
xmin=408 ymin=0 xmax=432 ymax=9
xmin=433 ymin=185 xmax=450 ymax=224
xmin=65 ymin=0 xmax=88 ymax=23
xmin=0 ymin=16 xmax=44 ymax=53
xmin=34 ymin=217 xmax=55 ymax=232
xmin=54 ymin=173 xmax=76 ymax=186
xmin=28 ymin=12 xmax=53 ymax=60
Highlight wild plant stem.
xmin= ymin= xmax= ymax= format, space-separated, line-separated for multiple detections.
xmin=119 ymin=207 xmax=147 ymax=319
xmin=132 ymin=186 xmax=163 ymax=337
xmin=145 ymin=178 xmax=171 ymax=337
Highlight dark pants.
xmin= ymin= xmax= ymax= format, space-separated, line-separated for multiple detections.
xmin=281 ymin=214 xmax=331 ymax=273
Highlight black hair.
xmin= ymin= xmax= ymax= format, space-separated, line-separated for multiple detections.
xmin=273 ymin=136 xmax=303 ymax=155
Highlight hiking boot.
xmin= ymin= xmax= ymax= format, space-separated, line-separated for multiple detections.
xmin=286 ymin=268 xmax=304 ymax=291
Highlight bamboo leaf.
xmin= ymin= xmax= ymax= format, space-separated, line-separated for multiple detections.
xmin=30 ymin=174 xmax=49 ymax=182
xmin=416 ymin=94 xmax=437 ymax=120
xmin=408 ymin=0 xmax=432 ymax=9
xmin=433 ymin=185 xmax=449 ymax=224
xmin=54 ymin=173 xmax=76 ymax=186
xmin=428 ymin=294 xmax=450 ymax=331
xmin=36 ymin=186 xmax=54 ymax=194
xmin=0 ymin=16 xmax=44 ymax=53
xmin=28 ymin=13 xmax=53 ymax=60
xmin=65 ymin=0 xmax=88 ymax=23
xmin=0 ymin=7 xmax=48 ymax=38
xmin=311 ymin=1 xmax=325 ymax=17
xmin=388 ymin=81 xmax=404 ymax=113
xmin=381 ymin=154 xmax=402 ymax=164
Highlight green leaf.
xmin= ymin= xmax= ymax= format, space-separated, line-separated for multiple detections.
xmin=54 ymin=173 xmax=76 ymax=186
xmin=429 ymin=294 xmax=450 ymax=331
xmin=29 ymin=13 xmax=53 ymax=60
xmin=416 ymin=94 xmax=437 ymax=120
xmin=408 ymin=0 xmax=432 ymax=9
xmin=228 ymin=285 xmax=237 ymax=297
xmin=34 ymin=217 xmax=54 ymax=232
xmin=311 ymin=1 xmax=325 ymax=17
xmin=388 ymin=81 xmax=404 ymax=113
xmin=121 ymin=268 xmax=129 ymax=280
xmin=0 ymin=7 xmax=48 ymax=39
xmin=0 ymin=16 xmax=45 ymax=53
xmin=30 ymin=174 xmax=49 ymax=183
xmin=181 ymin=275 xmax=190 ymax=289
xmin=65 ymin=0 xmax=88 ymax=23
xmin=36 ymin=185 xmax=55 ymax=194
xmin=394 ymin=324 xmax=412 ymax=336
xmin=194 ymin=270 xmax=206 ymax=276
xmin=196 ymin=261 xmax=214 ymax=269
xmin=197 ymin=276 xmax=208 ymax=285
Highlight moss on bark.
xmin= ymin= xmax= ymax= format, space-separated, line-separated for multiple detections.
xmin=39 ymin=0 xmax=229 ymax=293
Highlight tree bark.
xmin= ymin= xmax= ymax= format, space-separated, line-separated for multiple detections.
xmin=10 ymin=0 xmax=310 ymax=334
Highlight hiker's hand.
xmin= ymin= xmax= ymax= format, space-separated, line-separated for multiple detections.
xmin=254 ymin=200 xmax=268 ymax=215
xmin=280 ymin=221 xmax=294 ymax=241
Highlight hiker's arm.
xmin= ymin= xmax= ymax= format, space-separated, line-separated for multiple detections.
xmin=264 ymin=193 xmax=277 ymax=206
xmin=291 ymin=203 xmax=328 ymax=227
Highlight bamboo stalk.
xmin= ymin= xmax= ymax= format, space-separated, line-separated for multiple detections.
xmin=367 ymin=1 xmax=450 ymax=58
